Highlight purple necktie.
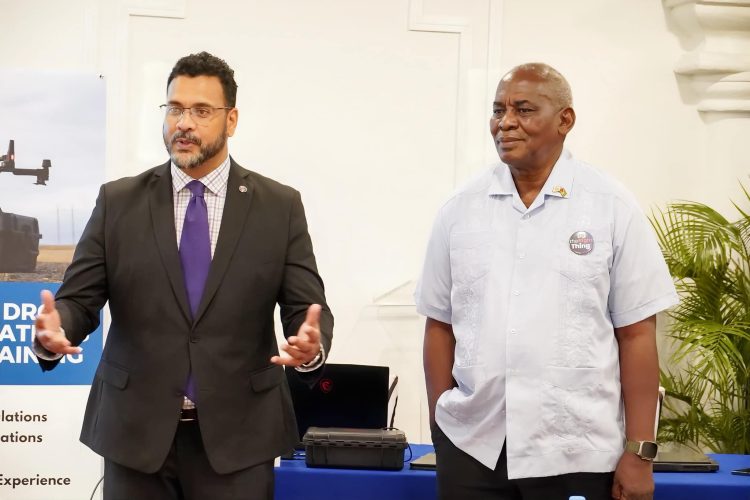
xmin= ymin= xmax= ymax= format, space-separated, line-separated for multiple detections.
xmin=179 ymin=180 xmax=211 ymax=402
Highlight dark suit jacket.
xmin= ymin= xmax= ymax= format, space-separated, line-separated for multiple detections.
xmin=39 ymin=158 xmax=333 ymax=474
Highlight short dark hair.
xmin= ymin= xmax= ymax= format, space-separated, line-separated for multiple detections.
xmin=167 ymin=51 xmax=238 ymax=107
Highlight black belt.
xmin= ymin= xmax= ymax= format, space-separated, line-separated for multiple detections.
xmin=180 ymin=407 xmax=198 ymax=422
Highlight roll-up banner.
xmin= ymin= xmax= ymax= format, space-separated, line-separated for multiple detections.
xmin=0 ymin=70 xmax=106 ymax=500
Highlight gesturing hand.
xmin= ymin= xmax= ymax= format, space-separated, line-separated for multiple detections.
xmin=271 ymin=304 xmax=321 ymax=367
xmin=35 ymin=290 xmax=81 ymax=355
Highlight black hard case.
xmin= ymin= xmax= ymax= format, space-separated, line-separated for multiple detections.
xmin=302 ymin=427 xmax=407 ymax=471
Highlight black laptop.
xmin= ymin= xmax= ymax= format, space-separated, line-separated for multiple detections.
xmin=409 ymin=452 xmax=437 ymax=471
xmin=651 ymin=389 xmax=718 ymax=472
xmin=284 ymin=363 xmax=389 ymax=449
xmin=653 ymin=443 xmax=719 ymax=472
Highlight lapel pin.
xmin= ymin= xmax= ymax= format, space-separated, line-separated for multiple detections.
xmin=239 ymin=185 xmax=248 ymax=193
xmin=552 ymin=185 xmax=568 ymax=198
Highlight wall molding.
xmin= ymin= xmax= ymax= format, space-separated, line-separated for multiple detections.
xmin=124 ymin=0 xmax=186 ymax=18
xmin=95 ymin=0 xmax=186 ymax=180
xmin=408 ymin=0 xmax=503 ymax=185
xmin=663 ymin=0 xmax=750 ymax=113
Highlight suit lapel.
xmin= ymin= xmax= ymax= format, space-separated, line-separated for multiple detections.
xmin=148 ymin=162 xmax=192 ymax=323
xmin=194 ymin=159 xmax=254 ymax=323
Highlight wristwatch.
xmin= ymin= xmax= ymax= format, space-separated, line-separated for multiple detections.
xmin=625 ymin=440 xmax=658 ymax=461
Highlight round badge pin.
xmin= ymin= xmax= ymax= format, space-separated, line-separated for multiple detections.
xmin=239 ymin=185 xmax=248 ymax=193
xmin=569 ymin=231 xmax=594 ymax=255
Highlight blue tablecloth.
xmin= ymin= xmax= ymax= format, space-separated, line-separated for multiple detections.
xmin=275 ymin=444 xmax=750 ymax=500
xmin=656 ymin=453 xmax=750 ymax=500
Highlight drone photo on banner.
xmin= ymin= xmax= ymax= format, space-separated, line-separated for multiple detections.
xmin=0 ymin=68 xmax=106 ymax=500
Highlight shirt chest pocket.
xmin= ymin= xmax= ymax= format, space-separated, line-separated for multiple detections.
xmin=450 ymin=232 xmax=495 ymax=285
xmin=556 ymin=225 xmax=611 ymax=282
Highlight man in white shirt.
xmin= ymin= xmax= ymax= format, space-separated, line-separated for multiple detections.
xmin=416 ymin=63 xmax=678 ymax=500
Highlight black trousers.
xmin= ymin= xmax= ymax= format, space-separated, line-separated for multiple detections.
xmin=103 ymin=421 xmax=274 ymax=500
xmin=432 ymin=425 xmax=614 ymax=500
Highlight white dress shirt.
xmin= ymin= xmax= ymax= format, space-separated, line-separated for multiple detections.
xmin=415 ymin=150 xmax=678 ymax=479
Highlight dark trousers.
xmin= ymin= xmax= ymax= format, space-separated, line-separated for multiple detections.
xmin=432 ymin=425 xmax=614 ymax=500
xmin=103 ymin=421 xmax=274 ymax=500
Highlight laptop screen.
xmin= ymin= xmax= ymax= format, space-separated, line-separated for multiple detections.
xmin=285 ymin=363 xmax=389 ymax=443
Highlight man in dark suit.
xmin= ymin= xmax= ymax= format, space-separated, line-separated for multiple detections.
xmin=33 ymin=51 xmax=333 ymax=500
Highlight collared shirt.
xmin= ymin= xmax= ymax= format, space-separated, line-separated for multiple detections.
xmin=171 ymin=156 xmax=229 ymax=408
xmin=415 ymin=150 xmax=678 ymax=479
xmin=171 ymin=156 xmax=230 ymax=257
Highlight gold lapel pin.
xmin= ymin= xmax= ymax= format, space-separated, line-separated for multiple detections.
xmin=552 ymin=185 xmax=568 ymax=198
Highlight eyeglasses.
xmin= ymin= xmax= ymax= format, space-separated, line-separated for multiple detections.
xmin=160 ymin=104 xmax=232 ymax=124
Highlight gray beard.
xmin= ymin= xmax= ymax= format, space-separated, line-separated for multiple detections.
xmin=164 ymin=128 xmax=227 ymax=170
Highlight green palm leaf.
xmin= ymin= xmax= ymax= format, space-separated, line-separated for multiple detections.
xmin=651 ymin=183 xmax=750 ymax=454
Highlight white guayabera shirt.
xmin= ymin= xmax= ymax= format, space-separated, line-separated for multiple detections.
xmin=415 ymin=150 xmax=678 ymax=479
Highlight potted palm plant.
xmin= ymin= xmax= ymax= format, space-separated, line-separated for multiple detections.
xmin=650 ymin=184 xmax=750 ymax=454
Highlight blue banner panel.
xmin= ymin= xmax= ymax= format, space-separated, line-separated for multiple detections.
xmin=0 ymin=282 xmax=102 ymax=385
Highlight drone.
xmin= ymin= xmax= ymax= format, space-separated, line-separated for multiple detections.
xmin=0 ymin=139 xmax=51 ymax=185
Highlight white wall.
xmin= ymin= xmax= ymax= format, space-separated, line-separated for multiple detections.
xmin=2 ymin=0 xmax=746 ymax=445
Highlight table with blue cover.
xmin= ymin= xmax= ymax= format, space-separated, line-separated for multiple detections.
xmin=275 ymin=444 xmax=750 ymax=500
